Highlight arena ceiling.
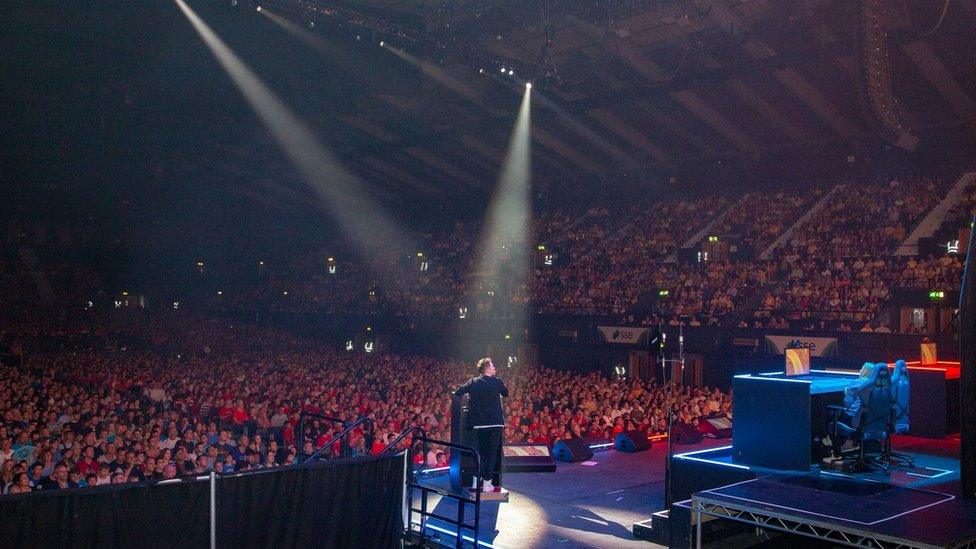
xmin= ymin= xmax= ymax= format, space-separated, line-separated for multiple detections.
xmin=245 ymin=0 xmax=976 ymax=200
xmin=3 ymin=0 xmax=975 ymax=223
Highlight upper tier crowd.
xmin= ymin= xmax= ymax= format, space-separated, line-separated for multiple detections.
xmin=0 ymin=311 xmax=730 ymax=493
xmin=208 ymin=174 xmax=966 ymax=327
xmin=4 ymin=172 xmax=971 ymax=329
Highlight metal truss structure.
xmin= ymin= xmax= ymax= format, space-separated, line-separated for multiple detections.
xmin=691 ymin=494 xmax=976 ymax=549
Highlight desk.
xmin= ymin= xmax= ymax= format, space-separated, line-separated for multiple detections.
xmin=732 ymin=370 xmax=858 ymax=470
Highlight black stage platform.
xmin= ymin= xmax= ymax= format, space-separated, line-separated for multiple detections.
xmin=631 ymin=436 xmax=975 ymax=549
xmin=692 ymin=476 xmax=976 ymax=548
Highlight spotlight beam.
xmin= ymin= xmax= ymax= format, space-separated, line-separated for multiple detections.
xmin=459 ymin=85 xmax=532 ymax=357
xmin=257 ymin=6 xmax=362 ymax=77
xmin=173 ymin=0 xmax=415 ymax=282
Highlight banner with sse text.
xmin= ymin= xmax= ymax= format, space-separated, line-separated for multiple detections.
xmin=764 ymin=335 xmax=839 ymax=357
xmin=597 ymin=326 xmax=649 ymax=345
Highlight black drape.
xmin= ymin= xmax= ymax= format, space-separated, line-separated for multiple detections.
xmin=0 ymin=454 xmax=404 ymax=548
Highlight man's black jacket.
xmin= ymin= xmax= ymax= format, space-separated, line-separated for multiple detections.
xmin=454 ymin=375 xmax=509 ymax=428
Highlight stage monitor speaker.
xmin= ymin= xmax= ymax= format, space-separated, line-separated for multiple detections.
xmin=552 ymin=438 xmax=594 ymax=462
xmin=672 ymin=423 xmax=704 ymax=445
xmin=614 ymin=430 xmax=651 ymax=453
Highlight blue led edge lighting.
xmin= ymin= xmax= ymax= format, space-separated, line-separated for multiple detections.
xmin=810 ymin=369 xmax=859 ymax=376
xmin=420 ymin=466 xmax=450 ymax=475
xmin=674 ymin=445 xmax=732 ymax=457
xmin=676 ymin=455 xmax=751 ymax=471
xmin=906 ymin=467 xmax=953 ymax=479
xmin=412 ymin=520 xmax=497 ymax=548
xmin=672 ymin=445 xmax=750 ymax=470
xmin=734 ymin=374 xmax=811 ymax=384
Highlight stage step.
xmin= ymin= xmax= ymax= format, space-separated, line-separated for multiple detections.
xmin=633 ymin=504 xmax=757 ymax=547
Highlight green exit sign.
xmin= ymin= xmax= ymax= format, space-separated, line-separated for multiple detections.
xmin=929 ymin=290 xmax=945 ymax=299
xmin=708 ymin=236 xmax=719 ymax=242
xmin=659 ymin=290 xmax=670 ymax=297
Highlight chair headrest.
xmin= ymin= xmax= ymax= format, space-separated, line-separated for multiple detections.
xmin=849 ymin=362 xmax=890 ymax=394
xmin=892 ymin=359 xmax=909 ymax=382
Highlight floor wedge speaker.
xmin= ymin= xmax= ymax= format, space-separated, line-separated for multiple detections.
xmin=552 ymin=437 xmax=594 ymax=462
xmin=614 ymin=430 xmax=652 ymax=453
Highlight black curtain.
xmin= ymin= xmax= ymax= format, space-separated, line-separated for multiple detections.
xmin=0 ymin=454 xmax=404 ymax=548
xmin=217 ymin=454 xmax=404 ymax=548
xmin=0 ymin=477 xmax=209 ymax=548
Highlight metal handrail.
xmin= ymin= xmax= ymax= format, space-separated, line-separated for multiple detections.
xmin=297 ymin=412 xmax=346 ymax=461
xmin=303 ymin=416 xmax=375 ymax=463
xmin=405 ymin=436 xmax=482 ymax=549
xmin=381 ymin=426 xmax=427 ymax=455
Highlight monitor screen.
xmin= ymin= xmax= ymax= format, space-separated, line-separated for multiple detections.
xmin=785 ymin=347 xmax=811 ymax=376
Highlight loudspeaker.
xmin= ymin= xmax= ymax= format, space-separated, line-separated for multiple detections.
xmin=552 ymin=438 xmax=594 ymax=462
xmin=672 ymin=423 xmax=704 ymax=445
xmin=614 ymin=430 xmax=651 ymax=453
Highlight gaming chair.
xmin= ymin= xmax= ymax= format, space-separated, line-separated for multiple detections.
xmin=888 ymin=359 xmax=915 ymax=467
xmin=826 ymin=362 xmax=893 ymax=473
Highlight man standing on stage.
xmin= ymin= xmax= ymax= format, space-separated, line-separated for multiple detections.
xmin=454 ymin=357 xmax=508 ymax=492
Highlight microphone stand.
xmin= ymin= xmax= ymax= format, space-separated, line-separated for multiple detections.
xmin=665 ymin=403 xmax=678 ymax=549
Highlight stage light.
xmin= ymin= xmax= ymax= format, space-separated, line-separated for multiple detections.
xmin=525 ymin=82 xmax=532 ymax=89
xmin=379 ymin=41 xmax=384 ymax=47
xmin=308 ymin=21 xmax=314 ymax=28
xmin=230 ymin=0 xmax=237 ymax=6
xmin=500 ymin=67 xmax=506 ymax=73
xmin=508 ymin=69 xmax=514 ymax=76
xmin=174 ymin=0 xmax=419 ymax=297
xmin=256 ymin=6 xmax=261 ymax=12
xmin=479 ymin=68 xmax=485 ymax=74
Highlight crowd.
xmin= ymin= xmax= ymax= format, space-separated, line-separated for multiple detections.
xmin=204 ymin=174 xmax=965 ymax=324
xmin=0 ymin=310 xmax=731 ymax=494
xmin=776 ymin=177 xmax=952 ymax=259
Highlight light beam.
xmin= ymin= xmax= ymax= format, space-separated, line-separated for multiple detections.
xmin=173 ymin=0 xmax=415 ymax=287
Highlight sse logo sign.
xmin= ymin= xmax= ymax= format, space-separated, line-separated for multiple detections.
xmin=789 ymin=339 xmax=817 ymax=351
xmin=599 ymin=326 xmax=647 ymax=344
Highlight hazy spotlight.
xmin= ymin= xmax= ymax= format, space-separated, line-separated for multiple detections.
xmin=173 ymin=0 xmax=415 ymax=280
xmin=458 ymin=85 xmax=532 ymax=359
xmin=257 ymin=6 xmax=361 ymax=75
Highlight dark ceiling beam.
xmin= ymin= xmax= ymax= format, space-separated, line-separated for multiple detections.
xmin=902 ymin=41 xmax=976 ymax=126
xmin=360 ymin=156 xmax=443 ymax=196
xmin=587 ymin=107 xmax=669 ymax=163
xmin=532 ymin=126 xmax=603 ymax=172
xmin=567 ymin=38 xmax=852 ymax=113
xmin=403 ymin=146 xmax=484 ymax=188
xmin=725 ymin=78 xmax=809 ymax=141
xmin=669 ymin=89 xmax=760 ymax=153
xmin=772 ymin=67 xmax=860 ymax=138
xmin=337 ymin=114 xmax=399 ymax=143
xmin=634 ymin=99 xmax=718 ymax=155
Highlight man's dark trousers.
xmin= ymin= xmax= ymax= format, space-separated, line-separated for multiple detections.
xmin=475 ymin=427 xmax=503 ymax=482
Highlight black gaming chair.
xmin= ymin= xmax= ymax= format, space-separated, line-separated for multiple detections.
xmin=888 ymin=359 xmax=915 ymax=467
xmin=826 ymin=362 xmax=892 ymax=473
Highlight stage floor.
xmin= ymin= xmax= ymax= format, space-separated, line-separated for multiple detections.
xmin=413 ymin=435 xmax=963 ymax=549
xmin=414 ymin=438 xmax=729 ymax=548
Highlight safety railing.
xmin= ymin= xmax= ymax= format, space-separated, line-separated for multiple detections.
xmin=303 ymin=416 xmax=375 ymax=464
xmin=296 ymin=412 xmax=346 ymax=462
xmin=404 ymin=436 xmax=482 ymax=549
